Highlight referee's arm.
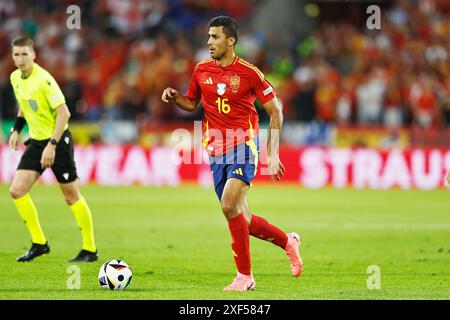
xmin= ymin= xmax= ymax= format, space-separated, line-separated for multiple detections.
xmin=40 ymin=104 xmax=70 ymax=169
xmin=51 ymin=104 xmax=71 ymax=143
xmin=9 ymin=109 xmax=25 ymax=150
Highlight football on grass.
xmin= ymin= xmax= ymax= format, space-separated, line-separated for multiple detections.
xmin=98 ymin=259 xmax=132 ymax=290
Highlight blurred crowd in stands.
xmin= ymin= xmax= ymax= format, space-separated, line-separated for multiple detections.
xmin=0 ymin=0 xmax=449 ymax=130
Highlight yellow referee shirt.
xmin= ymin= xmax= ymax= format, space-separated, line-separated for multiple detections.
xmin=10 ymin=63 xmax=67 ymax=140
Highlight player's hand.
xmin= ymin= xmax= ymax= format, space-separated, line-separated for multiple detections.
xmin=9 ymin=131 xmax=19 ymax=150
xmin=161 ymin=87 xmax=179 ymax=103
xmin=41 ymin=144 xmax=56 ymax=169
xmin=266 ymin=154 xmax=285 ymax=182
xmin=445 ymin=171 xmax=450 ymax=186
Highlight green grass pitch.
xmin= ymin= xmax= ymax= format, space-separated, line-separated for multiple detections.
xmin=0 ymin=184 xmax=449 ymax=299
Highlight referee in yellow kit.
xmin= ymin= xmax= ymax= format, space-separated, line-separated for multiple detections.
xmin=8 ymin=36 xmax=98 ymax=262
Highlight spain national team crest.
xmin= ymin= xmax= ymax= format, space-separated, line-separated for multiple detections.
xmin=230 ymin=75 xmax=240 ymax=93
xmin=217 ymin=83 xmax=226 ymax=95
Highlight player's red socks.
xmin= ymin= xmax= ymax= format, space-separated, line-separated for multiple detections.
xmin=249 ymin=215 xmax=288 ymax=248
xmin=227 ymin=214 xmax=251 ymax=276
xmin=226 ymin=214 xmax=288 ymax=275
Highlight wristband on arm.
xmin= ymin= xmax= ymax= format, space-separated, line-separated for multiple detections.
xmin=11 ymin=117 xmax=26 ymax=134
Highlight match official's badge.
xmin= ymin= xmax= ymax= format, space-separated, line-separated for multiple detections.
xmin=217 ymin=83 xmax=226 ymax=95
xmin=230 ymin=75 xmax=240 ymax=93
xmin=28 ymin=99 xmax=38 ymax=112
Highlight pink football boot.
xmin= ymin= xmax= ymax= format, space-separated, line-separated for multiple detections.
xmin=284 ymin=232 xmax=303 ymax=277
xmin=223 ymin=272 xmax=256 ymax=291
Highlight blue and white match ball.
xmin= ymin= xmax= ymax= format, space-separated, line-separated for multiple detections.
xmin=98 ymin=259 xmax=133 ymax=290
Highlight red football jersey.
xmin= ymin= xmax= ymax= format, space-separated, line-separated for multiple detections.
xmin=186 ymin=56 xmax=276 ymax=156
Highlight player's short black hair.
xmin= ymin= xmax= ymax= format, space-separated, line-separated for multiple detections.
xmin=208 ymin=16 xmax=239 ymax=44
xmin=11 ymin=36 xmax=34 ymax=49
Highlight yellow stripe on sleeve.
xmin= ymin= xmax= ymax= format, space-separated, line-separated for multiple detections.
xmin=238 ymin=59 xmax=265 ymax=82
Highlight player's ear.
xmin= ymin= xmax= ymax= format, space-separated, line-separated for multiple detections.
xmin=228 ymin=37 xmax=236 ymax=47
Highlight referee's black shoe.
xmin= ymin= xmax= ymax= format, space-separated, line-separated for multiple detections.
xmin=69 ymin=249 xmax=98 ymax=262
xmin=17 ymin=242 xmax=50 ymax=262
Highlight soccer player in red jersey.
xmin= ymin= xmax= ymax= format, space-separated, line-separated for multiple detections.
xmin=162 ymin=16 xmax=302 ymax=291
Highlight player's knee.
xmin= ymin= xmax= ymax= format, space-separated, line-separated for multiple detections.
xmin=221 ymin=200 xmax=237 ymax=218
xmin=64 ymin=194 xmax=80 ymax=206
xmin=9 ymin=186 xmax=26 ymax=199
xmin=62 ymin=190 xmax=80 ymax=205
xmin=60 ymin=184 xmax=81 ymax=205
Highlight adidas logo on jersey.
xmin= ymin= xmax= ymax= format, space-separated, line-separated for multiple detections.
xmin=232 ymin=168 xmax=244 ymax=176
xmin=203 ymin=77 xmax=213 ymax=84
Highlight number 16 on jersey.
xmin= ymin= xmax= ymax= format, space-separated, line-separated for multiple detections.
xmin=216 ymin=97 xmax=231 ymax=114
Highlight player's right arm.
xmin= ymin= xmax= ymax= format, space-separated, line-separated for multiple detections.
xmin=161 ymin=87 xmax=199 ymax=112
xmin=9 ymin=109 xmax=25 ymax=151
xmin=162 ymin=65 xmax=201 ymax=111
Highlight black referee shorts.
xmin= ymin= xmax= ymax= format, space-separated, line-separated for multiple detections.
xmin=17 ymin=129 xmax=78 ymax=183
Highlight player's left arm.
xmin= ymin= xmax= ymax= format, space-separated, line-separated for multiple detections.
xmin=262 ymin=96 xmax=285 ymax=182
xmin=40 ymin=74 xmax=70 ymax=168
xmin=40 ymin=104 xmax=71 ymax=169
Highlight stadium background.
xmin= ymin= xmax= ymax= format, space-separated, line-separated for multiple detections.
xmin=0 ymin=0 xmax=449 ymax=189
